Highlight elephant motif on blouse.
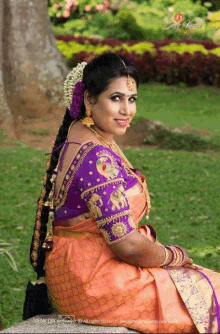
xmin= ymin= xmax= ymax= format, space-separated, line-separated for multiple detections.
xmin=87 ymin=193 xmax=103 ymax=218
xmin=108 ymin=184 xmax=127 ymax=211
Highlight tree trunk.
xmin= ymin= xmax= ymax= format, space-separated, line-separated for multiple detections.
xmin=0 ymin=0 xmax=16 ymax=139
xmin=0 ymin=0 xmax=69 ymax=139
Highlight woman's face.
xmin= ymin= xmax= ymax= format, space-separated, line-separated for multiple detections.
xmin=85 ymin=76 xmax=138 ymax=140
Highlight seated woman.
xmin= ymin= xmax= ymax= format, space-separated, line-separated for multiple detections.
xmin=30 ymin=52 xmax=220 ymax=334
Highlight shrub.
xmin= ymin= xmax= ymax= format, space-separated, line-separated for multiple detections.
xmin=56 ymin=37 xmax=220 ymax=87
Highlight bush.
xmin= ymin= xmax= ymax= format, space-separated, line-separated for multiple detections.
xmin=160 ymin=42 xmax=209 ymax=55
xmin=56 ymin=36 xmax=220 ymax=87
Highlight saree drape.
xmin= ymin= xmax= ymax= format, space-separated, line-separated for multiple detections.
xmin=45 ymin=171 xmax=220 ymax=334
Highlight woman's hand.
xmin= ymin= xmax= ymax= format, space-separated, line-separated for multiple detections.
xmin=180 ymin=252 xmax=204 ymax=270
xmin=182 ymin=262 xmax=204 ymax=270
xmin=174 ymin=246 xmax=204 ymax=270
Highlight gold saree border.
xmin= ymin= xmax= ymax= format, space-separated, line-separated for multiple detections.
xmin=166 ymin=267 xmax=218 ymax=334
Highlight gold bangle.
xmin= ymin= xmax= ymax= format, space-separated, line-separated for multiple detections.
xmin=174 ymin=247 xmax=183 ymax=266
xmin=160 ymin=245 xmax=169 ymax=267
xmin=169 ymin=246 xmax=179 ymax=266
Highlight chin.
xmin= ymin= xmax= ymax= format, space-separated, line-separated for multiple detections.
xmin=113 ymin=128 xmax=127 ymax=136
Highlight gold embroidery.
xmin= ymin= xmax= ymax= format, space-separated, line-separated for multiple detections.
xmin=55 ymin=143 xmax=100 ymax=210
xmin=107 ymin=230 xmax=136 ymax=245
xmin=96 ymin=149 xmax=119 ymax=166
xmin=87 ymin=193 xmax=103 ymax=218
xmin=108 ymin=184 xmax=127 ymax=211
xmin=96 ymin=210 xmax=131 ymax=227
xmin=96 ymin=156 xmax=120 ymax=180
xmin=81 ymin=178 xmax=125 ymax=199
xmin=128 ymin=215 xmax=136 ymax=229
xmin=100 ymin=228 xmax=111 ymax=243
xmin=111 ymin=222 xmax=127 ymax=238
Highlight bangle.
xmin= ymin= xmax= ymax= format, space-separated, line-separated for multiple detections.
xmin=164 ymin=246 xmax=174 ymax=266
xmin=174 ymin=247 xmax=183 ymax=266
xmin=160 ymin=246 xmax=169 ymax=267
xmin=166 ymin=246 xmax=177 ymax=266
xmin=164 ymin=246 xmax=182 ymax=267
xmin=174 ymin=245 xmax=188 ymax=265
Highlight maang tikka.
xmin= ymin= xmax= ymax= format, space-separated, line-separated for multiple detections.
xmin=117 ymin=56 xmax=136 ymax=91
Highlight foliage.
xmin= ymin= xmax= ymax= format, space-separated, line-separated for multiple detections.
xmin=55 ymin=37 xmax=220 ymax=86
xmin=0 ymin=240 xmax=18 ymax=272
xmin=210 ymin=46 xmax=220 ymax=56
xmin=49 ymin=0 xmax=219 ymax=41
xmin=160 ymin=42 xmax=209 ymax=54
xmin=1 ymin=132 xmax=220 ymax=327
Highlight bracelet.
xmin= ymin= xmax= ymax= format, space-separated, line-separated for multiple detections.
xmin=160 ymin=246 xmax=170 ymax=267
xmin=164 ymin=246 xmax=174 ymax=266
xmin=173 ymin=247 xmax=183 ymax=266
xmin=165 ymin=246 xmax=177 ymax=266
xmin=174 ymin=245 xmax=189 ymax=265
xmin=164 ymin=246 xmax=181 ymax=267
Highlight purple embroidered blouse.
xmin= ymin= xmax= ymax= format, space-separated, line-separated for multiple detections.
xmin=53 ymin=140 xmax=140 ymax=244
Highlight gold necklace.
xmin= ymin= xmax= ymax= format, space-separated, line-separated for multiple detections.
xmin=88 ymin=126 xmax=151 ymax=219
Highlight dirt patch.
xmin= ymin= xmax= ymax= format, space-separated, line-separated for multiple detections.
xmin=0 ymin=114 xmax=218 ymax=153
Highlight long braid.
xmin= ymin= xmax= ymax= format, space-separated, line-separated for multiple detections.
xmin=30 ymin=108 xmax=75 ymax=277
xmin=30 ymin=52 xmax=139 ymax=277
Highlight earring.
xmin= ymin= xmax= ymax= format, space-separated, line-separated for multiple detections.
xmin=81 ymin=107 xmax=95 ymax=127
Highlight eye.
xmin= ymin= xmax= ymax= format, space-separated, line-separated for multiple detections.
xmin=111 ymin=95 xmax=121 ymax=102
xmin=111 ymin=96 xmax=137 ymax=102
xmin=130 ymin=97 xmax=137 ymax=103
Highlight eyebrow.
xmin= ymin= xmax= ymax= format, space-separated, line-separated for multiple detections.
xmin=110 ymin=91 xmax=138 ymax=97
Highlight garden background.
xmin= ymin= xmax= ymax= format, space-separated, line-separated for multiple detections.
xmin=0 ymin=0 xmax=220 ymax=330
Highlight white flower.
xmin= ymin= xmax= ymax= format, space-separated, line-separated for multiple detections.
xmin=64 ymin=61 xmax=87 ymax=108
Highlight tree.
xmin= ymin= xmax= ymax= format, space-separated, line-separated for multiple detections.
xmin=0 ymin=0 xmax=69 ymax=139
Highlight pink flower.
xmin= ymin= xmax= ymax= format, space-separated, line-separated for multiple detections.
xmin=53 ymin=3 xmax=60 ymax=9
xmin=95 ymin=4 xmax=104 ymax=11
xmin=207 ymin=11 xmax=213 ymax=19
xmin=84 ymin=5 xmax=91 ymax=12
xmin=104 ymin=0 xmax=110 ymax=8
xmin=168 ymin=7 xmax=174 ymax=13
xmin=63 ymin=9 xmax=70 ymax=18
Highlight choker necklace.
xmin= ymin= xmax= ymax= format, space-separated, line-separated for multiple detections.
xmin=88 ymin=125 xmax=151 ymax=219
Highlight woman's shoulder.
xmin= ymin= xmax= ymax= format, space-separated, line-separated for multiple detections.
xmin=68 ymin=121 xmax=122 ymax=162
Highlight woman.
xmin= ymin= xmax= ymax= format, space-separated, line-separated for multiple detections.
xmin=30 ymin=52 xmax=220 ymax=333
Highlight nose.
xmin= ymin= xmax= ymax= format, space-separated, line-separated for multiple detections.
xmin=120 ymin=98 xmax=131 ymax=116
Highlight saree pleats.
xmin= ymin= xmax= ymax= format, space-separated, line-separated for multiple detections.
xmin=45 ymin=173 xmax=220 ymax=334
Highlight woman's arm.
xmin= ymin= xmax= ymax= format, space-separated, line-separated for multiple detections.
xmin=109 ymin=230 xmax=173 ymax=268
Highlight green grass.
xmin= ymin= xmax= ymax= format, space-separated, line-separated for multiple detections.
xmin=1 ymin=145 xmax=220 ymax=329
xmin=23 ymin=128 xmax=51 ymax=136
xmin=1 ymin=82 xmax=220 ymax=329
xmin=134 ymin=83 xmax=220 ymax=136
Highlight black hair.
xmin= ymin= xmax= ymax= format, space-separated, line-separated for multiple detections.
xmin=30 ymin=52 xmax=139 ymax=277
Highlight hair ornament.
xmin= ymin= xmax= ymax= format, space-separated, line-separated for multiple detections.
xmin=64 ymin=61 xmax=87 ymax=116
xmin=116 ymin=55 xmax=135 ymax=91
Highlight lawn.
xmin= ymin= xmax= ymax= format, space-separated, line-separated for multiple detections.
xmin=1 ymin=82 xmax=220 ymax=329
xmin=134 ymin=83 xmax=220 ymax=137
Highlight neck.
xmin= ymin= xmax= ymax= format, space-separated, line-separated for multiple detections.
xmin=92 ymin=124 xmax=113 ymax=141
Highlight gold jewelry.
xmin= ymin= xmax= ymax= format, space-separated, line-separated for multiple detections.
xmin=81 ymin=108 xmax=95 ymax=127
xmin=160 ymin=245 xmax=170 ymax=267
xmin=88 ymin=125 xmax=151 ymax=219
xmin=116 ymin=55 xmax=136 ymax=91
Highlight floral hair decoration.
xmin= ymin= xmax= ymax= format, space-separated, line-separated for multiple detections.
xmin=64 ymin=61 xmax=87 ymax=118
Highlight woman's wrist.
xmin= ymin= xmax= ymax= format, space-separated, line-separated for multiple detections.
xmin=160 ymin=246 xmax=173 ymax=267
xmin=160 ymin=245 xmax=191 ymax=267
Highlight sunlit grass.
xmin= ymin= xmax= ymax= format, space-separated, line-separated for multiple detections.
xmin=0 ymin=145 xmax=220 ymax=329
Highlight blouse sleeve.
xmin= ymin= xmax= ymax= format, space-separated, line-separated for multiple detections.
xmin=75 ymin=145 xmax=137 ymax=245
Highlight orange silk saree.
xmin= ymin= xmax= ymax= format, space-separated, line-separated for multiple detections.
xmin=45 ymin=172 xmax=220 ymax=334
